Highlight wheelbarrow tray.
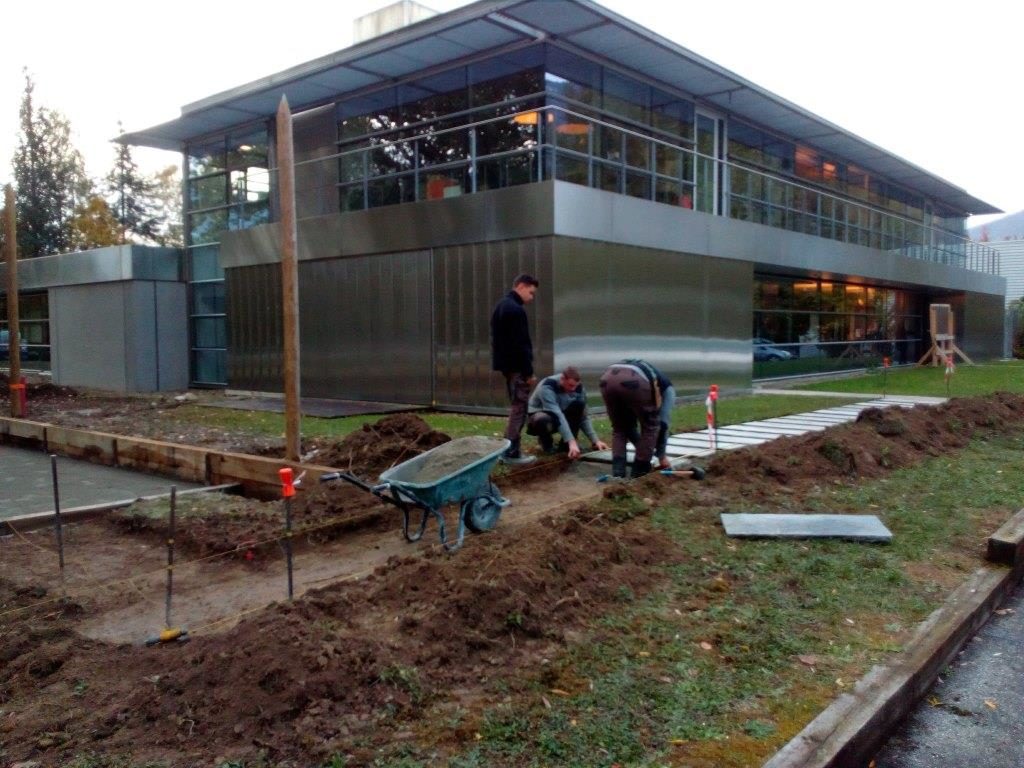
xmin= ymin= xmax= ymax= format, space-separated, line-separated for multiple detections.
xmin=379 ymin=436 xmax=509 ymax=510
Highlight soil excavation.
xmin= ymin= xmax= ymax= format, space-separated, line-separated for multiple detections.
xmin=3 ymin=393 xmax=1024 ymax=765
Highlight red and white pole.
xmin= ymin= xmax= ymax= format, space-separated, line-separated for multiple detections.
xmin=706 ymin=384 xmax=719 ymax=451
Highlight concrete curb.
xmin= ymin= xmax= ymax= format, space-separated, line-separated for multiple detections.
xmin=763 ymin=508 xmax=1024 ymax=768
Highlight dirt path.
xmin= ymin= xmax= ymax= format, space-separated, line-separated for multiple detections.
xmin=1 ymin=458 xmax=605 ymax=645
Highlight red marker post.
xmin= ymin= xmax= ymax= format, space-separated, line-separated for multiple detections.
xmin=882 ymin=356 xmax=890 ymax=398
xmin=705 ymin=384 xmax=719 ymax=451
xmin=279 ymin=467 xmax=296 ymax=599
xmin=944 ymin=355 xmax=954 ymax=397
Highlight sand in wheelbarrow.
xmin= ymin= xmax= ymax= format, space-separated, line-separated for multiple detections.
xmin=399 ymin=436 xmax=508 ymax=484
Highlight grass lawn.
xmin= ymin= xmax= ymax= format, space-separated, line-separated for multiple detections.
xmin=792 ymin=358 xmax=1024 ymax=398
xmin=178 ymin=393 xmax=867 ymax=448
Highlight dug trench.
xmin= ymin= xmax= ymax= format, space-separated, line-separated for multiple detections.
xmin=2 ymin=395 xmax=1024 ymax=766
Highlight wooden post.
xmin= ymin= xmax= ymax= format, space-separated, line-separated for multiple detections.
xmin=276 ymin=96 xmax=301 ymax=462
xmin=4 ymin=184 xmax=22 ymax=418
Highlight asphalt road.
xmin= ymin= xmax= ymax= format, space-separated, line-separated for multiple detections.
xmin=873 ymin=583 xmax=1024 ymax=767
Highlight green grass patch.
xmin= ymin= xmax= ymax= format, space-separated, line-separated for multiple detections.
xmin=794 ymin=358 xmax=1024 ymax=398
xmin=167 ymin=393 xmax=864 ymax=449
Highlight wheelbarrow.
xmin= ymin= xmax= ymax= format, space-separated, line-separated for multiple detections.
xmin=319 ymin=436 xmax=511 ymax=552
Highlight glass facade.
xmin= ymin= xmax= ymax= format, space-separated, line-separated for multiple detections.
xmin=0 ymin=292 xmax=51 ymax=371
xmin=752 ymin=275 xmax=924 ymax=377
xmin=183 ymin=42 xmax=998 ymax=385
xmin=185 ymin=127 xmax=270 ymax=385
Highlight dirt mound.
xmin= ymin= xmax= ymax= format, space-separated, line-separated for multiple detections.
xmin=2 ymin=502 xmax=676 ymax=765
xmin=703 ymin=394 xmax=1024 ymax=503
xmin=313 ymin=413 xmax=451 ymax=476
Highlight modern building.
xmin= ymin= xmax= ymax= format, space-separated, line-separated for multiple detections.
xmin=118 ymin=0 xmax=1004 ymax=408
xmin=0 ymin=246 xmax=188 ymax=391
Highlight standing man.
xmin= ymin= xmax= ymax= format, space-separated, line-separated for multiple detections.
xmin=491 ymin=274 xmax=540 ymax=464
xmin=598 ymin=359 xmax=674 ymax=479
xmin=526 ymin=367 xmax=609 ymax=459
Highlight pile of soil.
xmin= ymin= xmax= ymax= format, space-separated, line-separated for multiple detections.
xmin=107 ymin=415 xmax=456 ymax=559
xmin=701 ymin=392 xmax=1024 ymax=503
xmin=1 ymin=501 xmax=676 ymax=766
xmin=310 ymin=413 xmax=451 ymax=476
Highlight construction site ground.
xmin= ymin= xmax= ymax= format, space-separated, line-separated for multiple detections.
xmin=3 ymin=378 xmax=1024 ymax=767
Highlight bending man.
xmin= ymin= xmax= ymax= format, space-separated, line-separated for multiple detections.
xmin=598 ymin=359 xmax=675 ymax=479
xmin=526 ymin=367 xmax=608 ymax=459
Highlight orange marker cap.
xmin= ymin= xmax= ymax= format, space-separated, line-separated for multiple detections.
xmin=279 ymin=467 xmax=296 ymax=498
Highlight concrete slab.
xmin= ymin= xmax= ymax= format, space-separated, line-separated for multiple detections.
xmin=721 ymin=513 xmax=893 ymax=542
xmin=0 ymin=444 xmax=202 ymax=520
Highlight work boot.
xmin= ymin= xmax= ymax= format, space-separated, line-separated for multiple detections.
xmin=538 ymin=432 xmax=555 ymax=454
xmin=501 ymin=440 xmax=536 ymax=465
xmin=611 ymin=456 xmax=628 ymax=478
xmin=631 ymin=458 xmax=651 ymax=479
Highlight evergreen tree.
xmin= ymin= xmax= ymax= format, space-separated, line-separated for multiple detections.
xmin=12 ymin=70 xmax=90 ymax=257
xmin=105 ymin=125 xmax=164 ymax=243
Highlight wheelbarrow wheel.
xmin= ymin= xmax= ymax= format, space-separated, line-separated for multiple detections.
xmin=462 ymin=482 xmax=507 ymax=533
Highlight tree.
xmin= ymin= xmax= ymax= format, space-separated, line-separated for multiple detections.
xmin=12 ymin=70 xmax=91 ymax=257
xmin=149 ymin=165 xmax=183 ymax=247
xmin=105 ymin=125 xmax=164 ymax=243
xmin=70 ymin=196 xmax=122 ymax=250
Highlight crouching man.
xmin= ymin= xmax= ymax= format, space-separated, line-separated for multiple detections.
xmin=526 ymin=367 xmax=609 ymax=459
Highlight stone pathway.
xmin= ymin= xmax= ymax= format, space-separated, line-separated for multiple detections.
xmin=584 ymin=394 xmax=947 ymax=465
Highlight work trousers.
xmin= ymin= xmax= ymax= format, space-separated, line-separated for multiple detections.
xmin=526 ymin=400 xmax=585 ymax=449
xmin=503 ymin=372 xmax=532 ymax=444
xmin=599 ymin=364 xmax=660 ymax=469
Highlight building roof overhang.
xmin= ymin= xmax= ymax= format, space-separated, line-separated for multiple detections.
xmin=121 ymin=0 xmax=999 ymax=215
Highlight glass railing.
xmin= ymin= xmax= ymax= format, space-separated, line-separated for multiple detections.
xmin=326 ymin=104 xmax=1000 ymax=275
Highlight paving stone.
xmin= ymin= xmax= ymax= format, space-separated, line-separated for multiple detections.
xmin=721 ymin=513 xmax=892 ymax=542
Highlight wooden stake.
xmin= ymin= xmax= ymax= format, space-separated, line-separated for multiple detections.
xmin=4 ymin=184 xmax=22 ymax=418
xmin=276 ymin=97 xmax=301 ymax=462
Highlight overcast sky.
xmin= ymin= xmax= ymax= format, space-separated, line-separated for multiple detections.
xmin=1 ymin=0 xmax=1018 ymax=228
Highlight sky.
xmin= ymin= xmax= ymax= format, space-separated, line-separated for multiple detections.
xmin=1 ymin=0 xmax=1020 ymax=230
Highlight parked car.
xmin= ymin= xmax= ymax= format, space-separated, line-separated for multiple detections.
xmin=0 ymin=329 xmax=29 ymax=361
xmin=753 ymin=337 xmax=793 ymax=361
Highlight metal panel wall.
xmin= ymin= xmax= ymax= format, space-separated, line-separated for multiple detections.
xmin=433 ymin=238 xmax=554 ymax=409
xmin=226 ymin=253 xmax=433 ymax=401
xmin=552 ymin=237 xmax=751 ymax=398
xmin=226 ymin=264 xmax=283 ymax=393
xmin=299 ymin=252 xmax=433 ymax=403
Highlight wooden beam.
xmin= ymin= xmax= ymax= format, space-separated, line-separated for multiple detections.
xmin=3 ymin=184 xmax=22 ymax=417
xmin=276 ymin=96 xmax=302 ymax=463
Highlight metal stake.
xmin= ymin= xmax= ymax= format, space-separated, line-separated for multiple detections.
xmin=284 ymin=494 xmax=294 ymax=600
xmin=50 ymin=455 xmax=65 ymax=574
xmin=165 ymin=486 xmax=177 ymax=629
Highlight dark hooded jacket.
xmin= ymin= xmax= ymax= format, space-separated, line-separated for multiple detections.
xmin=490 ymin=291 xmax=533 ymax=376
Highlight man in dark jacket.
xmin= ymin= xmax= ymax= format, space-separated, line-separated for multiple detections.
xmin=491 ymin=274 xmax=539 ymax=463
